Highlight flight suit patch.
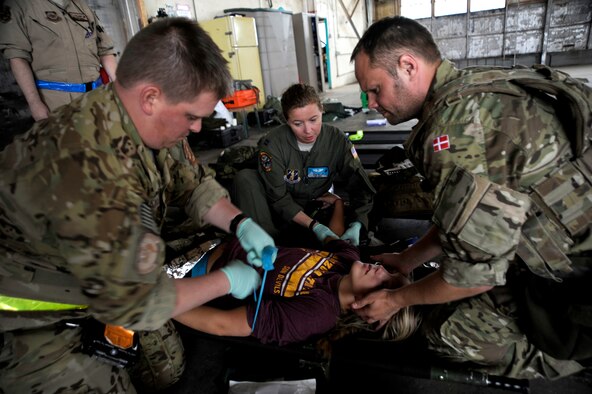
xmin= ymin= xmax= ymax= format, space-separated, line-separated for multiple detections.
xmin=284 ymin=169 xmax=300 ymax=184
xmin=307 ymin=167 xmax=329 ymax=178
xmin=260 ymin=152 xmax=272 ymax=172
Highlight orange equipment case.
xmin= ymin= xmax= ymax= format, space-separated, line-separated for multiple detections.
xmin=222 ymin=88 xmax=259 ymax=109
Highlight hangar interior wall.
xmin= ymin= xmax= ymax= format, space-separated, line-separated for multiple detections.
xmin=2 ymin=0 xmax=591 ymax=139
xmin=376 ymin=0 xmax=592 ymax=67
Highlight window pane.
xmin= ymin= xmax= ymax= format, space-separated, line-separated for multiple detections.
xmin=435 ymin=0 xmax=467 ymax=17
xmin=401 ymin=0 xmax=431 ymax=19
xmin=470 ymin=0 xmax=506 ymax=12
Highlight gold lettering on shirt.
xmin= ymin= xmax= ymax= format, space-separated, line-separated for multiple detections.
xmin=273 ymin=251 xmax=337 ymax=297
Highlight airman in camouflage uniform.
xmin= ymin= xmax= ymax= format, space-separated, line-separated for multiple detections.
xmin=350 ymin=16 xmax=590 ymax=379
xmin=0 ymin=18 xmax=275 ymax=393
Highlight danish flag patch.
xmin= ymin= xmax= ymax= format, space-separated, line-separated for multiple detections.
xmin=433 ymin=135 xmax=450 ymax=152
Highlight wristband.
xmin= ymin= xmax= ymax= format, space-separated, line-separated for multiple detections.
xmin=229 ymin=213 xmax=247 ymax=234
xmin=308 ymin=219 xmax=318 ymax=231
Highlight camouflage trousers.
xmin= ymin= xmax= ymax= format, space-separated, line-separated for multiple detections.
xmin=423 ymin=287 xmax=585 ymax=380
xmin=0 ymin=319 xmax=184 ymax=393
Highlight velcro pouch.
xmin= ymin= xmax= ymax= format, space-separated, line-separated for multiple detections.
xmin=517 ymin=213 xmax=573 ymax=281
xmin=517 ymin=158 xmax=591 ymax=281
xmin=530 ymin=158 xmax=592 ymax=238
xmin=433 ymin=166 xmax=531 ymax=260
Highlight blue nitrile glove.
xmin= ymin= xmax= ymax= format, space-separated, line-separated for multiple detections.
xmin=341 ymin=221 xmax=362 ymax=246
xmin=220 ymin=259 xmax=262 ymax=299
xmin=312 ymin=222 xmax=339 ymax=242
xmin=236 ymin=218 xmax=277 ymax=268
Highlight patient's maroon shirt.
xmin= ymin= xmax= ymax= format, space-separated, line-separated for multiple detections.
xmin=213 ymin=238 xmax=360 ymax=345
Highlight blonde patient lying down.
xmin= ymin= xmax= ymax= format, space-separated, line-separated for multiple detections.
xmin=174 ymin=195 xmax=419 ymax=347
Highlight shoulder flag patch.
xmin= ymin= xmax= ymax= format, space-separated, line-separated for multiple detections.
xmin=433 ymin=135 xmax=450 ymax=152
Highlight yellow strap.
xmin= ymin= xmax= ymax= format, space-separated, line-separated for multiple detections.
xmin=0 ymin=295 xmax=87 ymax=311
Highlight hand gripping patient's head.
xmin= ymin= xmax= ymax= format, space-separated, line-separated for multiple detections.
xmin=317 ymin=261 xmax=420 ymax=356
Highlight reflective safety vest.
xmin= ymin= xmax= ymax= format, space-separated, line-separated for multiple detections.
xmin=0 ymin=294 xmax=87 ymax=311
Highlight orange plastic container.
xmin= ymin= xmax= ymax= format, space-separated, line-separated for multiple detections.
xmin=222 ymin=88 xmax=258 ymax=109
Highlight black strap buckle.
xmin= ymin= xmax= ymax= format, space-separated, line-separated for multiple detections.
xmin=84 ymin=81 xmax=93 ymax=92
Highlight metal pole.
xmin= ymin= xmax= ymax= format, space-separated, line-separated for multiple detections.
xmin=540 ymin=0 xmax=553 ymax=65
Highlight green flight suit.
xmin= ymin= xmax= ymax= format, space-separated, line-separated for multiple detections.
xmin=232 ymin=123 xmax=375 ymax=238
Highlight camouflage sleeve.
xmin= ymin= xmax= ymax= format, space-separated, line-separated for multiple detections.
xmin=0 ymin=1 xmax=33 ymax=61
xmin=26 ymin=158 xmax=175 ymax=330
xmin=415 ymin=90 xmax=567 ymax=287
xmin=433 ymin=166 xmax=531 ymax=287
xmin=164 ymin=142 xmax=230 ymax=229
xmin=185 ymin=178 xmax=230 ymax=227
xmin=0 ymin=87 xmax=188 ymax=330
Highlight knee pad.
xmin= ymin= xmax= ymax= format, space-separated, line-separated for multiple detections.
xmin=129 ymin=320 xmax=185 ymax=392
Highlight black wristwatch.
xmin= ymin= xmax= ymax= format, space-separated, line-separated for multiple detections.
xmin=308 ymin=219 xmax=318 ymax=231
xmin=230 ymin=213 xmax=248 ymax=234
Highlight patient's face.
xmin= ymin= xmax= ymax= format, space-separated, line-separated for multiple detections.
xmin=349 ymin=261 xmax=393 ymax=295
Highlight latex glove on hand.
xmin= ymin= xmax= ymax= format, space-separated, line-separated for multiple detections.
xmin=220 ymin=259 xmax=261 ymax=299
xmin=236 ymin=217 xmax=277 ymax=268
xmin=311 ymin=222 xmax=338 ymax=243
xmin=341 ymin=221 xmax=362 ymax=246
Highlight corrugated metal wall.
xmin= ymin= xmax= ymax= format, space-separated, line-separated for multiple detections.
xmin=375 ymin=0 xmax=592 ymax=67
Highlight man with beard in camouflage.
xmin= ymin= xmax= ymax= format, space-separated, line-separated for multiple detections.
xmin=0 ymin=18 xmax=275 ymax=393
xmin=350 ymin=16 xmax=591 ymax=380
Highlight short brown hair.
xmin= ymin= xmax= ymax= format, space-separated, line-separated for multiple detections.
xmin=351 ymin=16 xmax=441 ymax=76
xmin=116 ymin=18 xmax=231 ymax=103
xmin=280 ymin=83 xmax=323 ymax=120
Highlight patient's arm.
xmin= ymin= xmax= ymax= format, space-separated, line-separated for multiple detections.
xmin=325 ymin=195 xmax=345 ymax=236
xmin=314 ymin=192 xmax=345 ymax=240
xmin=174 ymin=305 xmax=251 ymax=337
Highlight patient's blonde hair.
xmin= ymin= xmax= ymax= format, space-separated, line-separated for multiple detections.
xmin=316 ymin=306 xmax=421 ymax=358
